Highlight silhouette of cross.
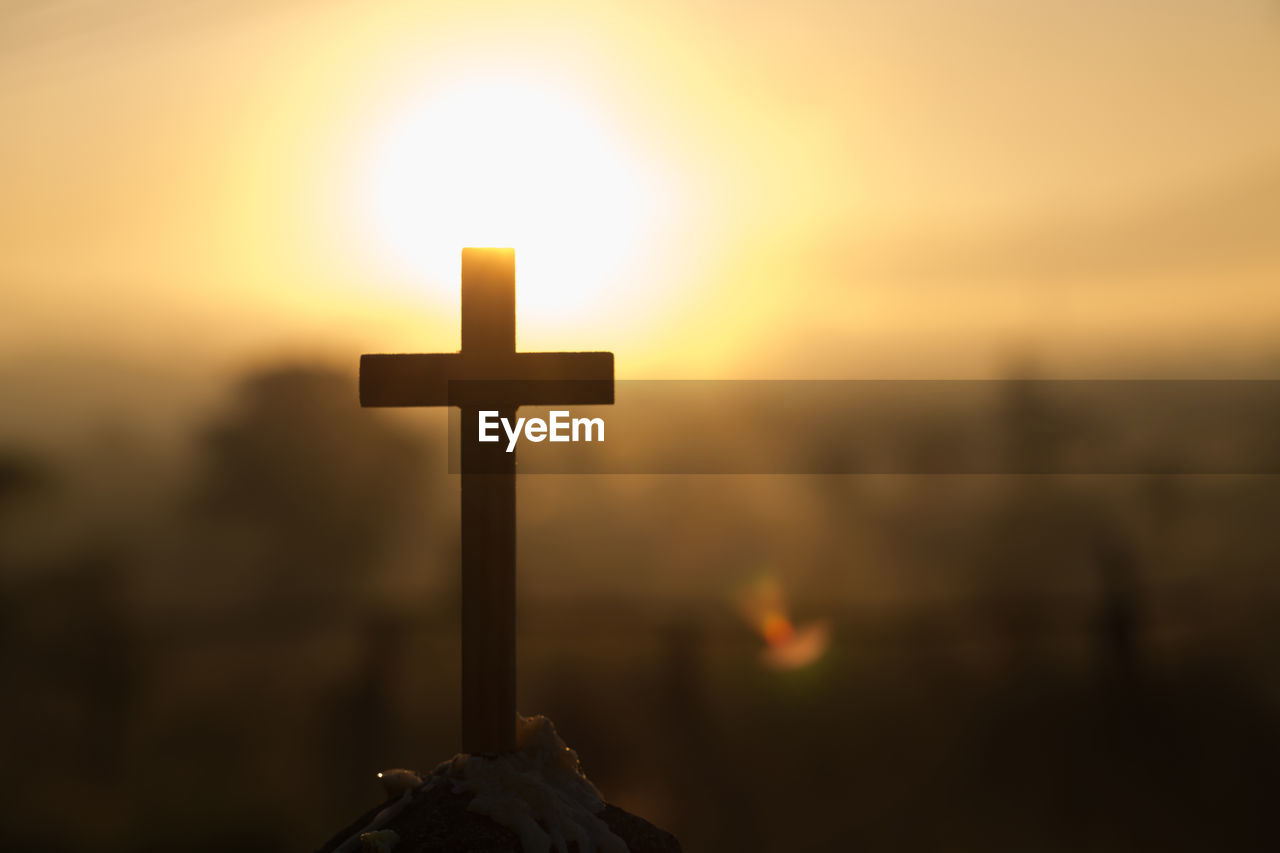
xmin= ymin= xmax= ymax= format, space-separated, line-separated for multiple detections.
xmin=359 ymin=247 xmax=614 ymax=754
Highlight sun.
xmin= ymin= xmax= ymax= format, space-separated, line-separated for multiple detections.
xmin=354 ymin=73 xmax=669 ymax=328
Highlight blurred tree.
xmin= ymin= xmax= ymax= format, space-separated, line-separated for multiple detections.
xmin=0 ymin=450 xmax=47 ymax=511
xmin=189 ymin=365 xmax=432 ymax=620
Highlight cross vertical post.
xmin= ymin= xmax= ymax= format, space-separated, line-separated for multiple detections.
xmin=459 ymin=411 xmax=516 ymax=753
xmin=459 ymin=248 xmax=517 ymax=754
xmin=359 ymin=248 xmax=614 ymax=756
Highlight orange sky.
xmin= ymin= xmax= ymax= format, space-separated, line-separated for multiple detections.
xmin=3 ymin=0 xmax=1280 ymax=404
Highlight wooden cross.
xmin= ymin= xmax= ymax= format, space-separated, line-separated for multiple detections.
xmin=359 ymin=247 xmax=614 ymax=754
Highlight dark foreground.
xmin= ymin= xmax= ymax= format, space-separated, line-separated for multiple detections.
xmin=316 ymin=768 xmax=682 ymax=853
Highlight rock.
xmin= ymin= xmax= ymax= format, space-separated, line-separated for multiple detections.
xmin=314 ymin=769 xmax=682 ymax=853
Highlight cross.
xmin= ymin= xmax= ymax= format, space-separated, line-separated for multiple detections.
xmin=359 ymin=247 xmax=614 ymax=755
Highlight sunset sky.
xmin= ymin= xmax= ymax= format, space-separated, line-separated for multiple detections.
xmin=5 ymin=12 xmax=1280 ymax=847
xmin=3 ymin=0 xmax=1280 ymax=439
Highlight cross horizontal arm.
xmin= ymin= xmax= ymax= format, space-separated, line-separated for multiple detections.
xmin=360 ymin=353 xmax=460 ymax=407
xmin=360 ymin=352 xmax=614 ymax=408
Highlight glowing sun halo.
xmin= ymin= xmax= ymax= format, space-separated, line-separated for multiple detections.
xmin=356 ymin=76 xmax=668 ymax=326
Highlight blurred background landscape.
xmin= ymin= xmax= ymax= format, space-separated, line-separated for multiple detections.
xmin=3 ymin=1 xmax=1280 ymax=851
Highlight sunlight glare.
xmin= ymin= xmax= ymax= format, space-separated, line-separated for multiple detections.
xmin=736 ymin=574 xmax=831 ymax=671
xmin=357 ymin=74 xmax=668 ymax=327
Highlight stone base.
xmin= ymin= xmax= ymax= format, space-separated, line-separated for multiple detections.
xmin=316 ymin=767 xmax=682 ymax=853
